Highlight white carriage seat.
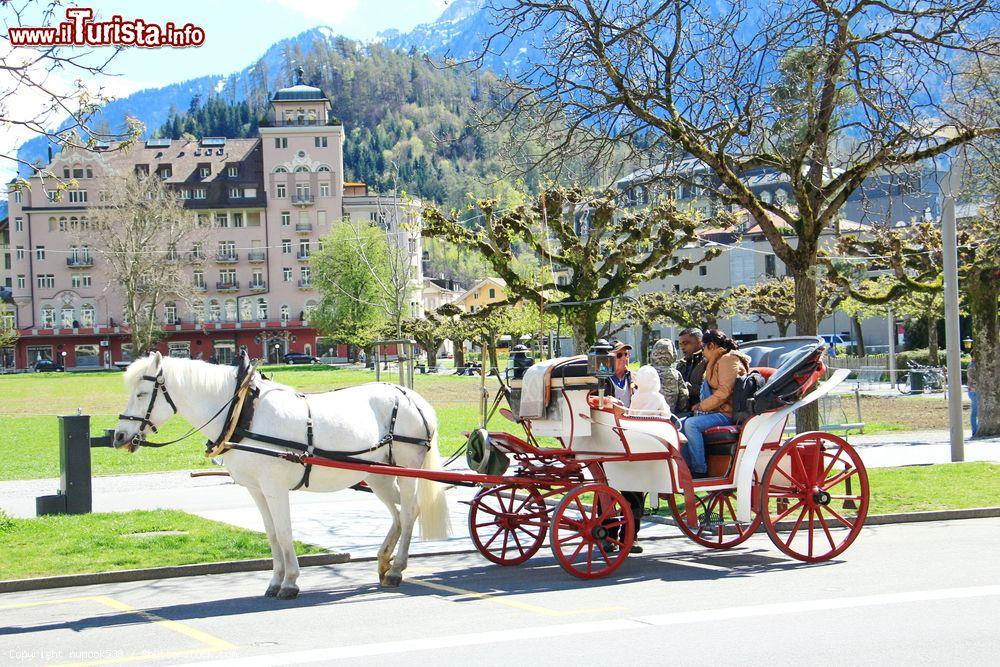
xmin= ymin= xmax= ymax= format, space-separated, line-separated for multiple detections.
xmin=516 ymin=356 xmax=590 ymax=419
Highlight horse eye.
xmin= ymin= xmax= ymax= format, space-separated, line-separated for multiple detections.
xmin=137 ymin=392 xmax=148 ymax=398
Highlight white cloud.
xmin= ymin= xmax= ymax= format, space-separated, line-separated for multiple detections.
xmin=264 ymin=0 xmax=361 ymax=26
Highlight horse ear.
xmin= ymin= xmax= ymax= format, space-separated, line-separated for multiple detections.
xmin=153 ymin=350 xmax=163 ymax=366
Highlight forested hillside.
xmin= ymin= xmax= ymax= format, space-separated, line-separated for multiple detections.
xmin=154 ymin=39 xmax=523 ymax=212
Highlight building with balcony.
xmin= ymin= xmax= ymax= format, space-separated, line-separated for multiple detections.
xmin=2 ymin=69 xmax=423 ymax=368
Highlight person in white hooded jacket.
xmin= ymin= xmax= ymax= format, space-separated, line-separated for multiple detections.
xmin=629 ymin=365 xmax=673 ymax=418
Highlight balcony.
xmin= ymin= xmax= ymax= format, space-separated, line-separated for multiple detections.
xmin=216 ymin=281 xmax=239 ymax=292
xmin=193 ymin=283 xmax=207 ymax=292
xmin=296 ymin=252 xmax=311 ymax=261
xmin=215 ymin=252 xmax=239 ymax=263
xmin=258 ymin=118 xmax=341 ymax=128
xmin=165 ymin=253 xmax=181 ymax=263
xmin=66 ymin=257 xmax=93 ymax=268
xmin=292 ymin=195 xmax=314 ymax=206
xmin=295 ymin=222 xmax=313 ymax=233
xmin=249 ymin=281 xmax=267 ymax=292
xmin=188 ymin=251 xmax=206 ymax=262
xmin=297 ymin=279 xmax=312 ymax=289
xmin=248 ymin=250 xmax=267 ymax=262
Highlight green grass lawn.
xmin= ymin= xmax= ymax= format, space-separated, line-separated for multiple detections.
xmin=866 ymin=462 xmax=1000 ymax=514
xmin=0 ymin=366 xmax=495 ymax=480
xmin=0 ymin=509 xmax=327 ymax=580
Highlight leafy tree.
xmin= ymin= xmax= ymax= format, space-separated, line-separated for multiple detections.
xmin=423 ymin=187 xmax=719 ymax=353
xmin=310 ymin=221 xmax=389 ymax=359
xmin=0 ymin=306 xmax=18 ymax=354
xmin=85 ymin=168 xmax=204 ymax=355
xmin=476 ymin=0 xmax=1000 ymax=430
xmin=401 ymin=314 xmax=449 ymax=370
xmin=728 ymin=278 xmax=845 ymax=338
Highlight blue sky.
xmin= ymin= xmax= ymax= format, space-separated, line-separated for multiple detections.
xmin=16 ymin=0 xmax=449 ymax=91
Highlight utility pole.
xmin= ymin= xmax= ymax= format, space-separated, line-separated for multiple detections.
xmin=941 ymin=153 xmax=964 ymax=462
xmin=887 ymin=307 xmax=896 ymax=389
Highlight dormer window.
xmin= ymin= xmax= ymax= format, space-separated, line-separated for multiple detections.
xmin=199 ymin=165 xmax=211 ymax=179
xmin=158 ymin=165 xmax=172 ymax=179
xmin=135 ymin=164 xmax=149 ymax=176
xmin=227 ymin=165 xmax=239 ymax=177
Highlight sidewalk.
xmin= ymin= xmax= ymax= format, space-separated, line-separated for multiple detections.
xmin=1 ymin=431 xmax=996 ymax=559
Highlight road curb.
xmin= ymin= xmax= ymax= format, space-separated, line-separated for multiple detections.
xmin=3 ymin=507 xmax=998 ymax=594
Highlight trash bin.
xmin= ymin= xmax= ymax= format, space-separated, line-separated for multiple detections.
xmin=908 ymin=370 xmax=925 ymax=393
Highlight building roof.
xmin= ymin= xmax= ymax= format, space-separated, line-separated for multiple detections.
xmin=54 ymin=138 xmax=261 ymax=184
xmin=271 ymin=66 xmax=329 ymax=102
xmin=453 ymin=277 xmax=507 ymax=304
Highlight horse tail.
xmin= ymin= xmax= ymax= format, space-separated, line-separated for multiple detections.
xmin=417 ymin=430 xmax=451 ymax=540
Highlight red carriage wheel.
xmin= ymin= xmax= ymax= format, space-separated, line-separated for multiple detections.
xmin=549 ymin=484 xmax=633 ymax=579
xmin=759 ymin=432 xmax=870 ymax=562
xmin=667 ymin=488 xmax=762 ymax=549
xmin=468 ymin=485 xmax=549 ymax=566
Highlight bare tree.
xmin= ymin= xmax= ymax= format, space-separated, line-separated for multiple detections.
xmin=423 ymin=187 xmax=719 ymax=352
xmin=1 ymin=1 xmax=142 ymax=189
xmin=85 ymin=168 xmax=203 ymax=355
xmin=472 ymin=0 xmax=1000 ymax=428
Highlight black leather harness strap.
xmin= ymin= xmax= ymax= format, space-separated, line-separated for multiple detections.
xmin=118 ymin=369 xmax=178 ymax=434
xmin=291 ymin=393 xmax=315 ymax=490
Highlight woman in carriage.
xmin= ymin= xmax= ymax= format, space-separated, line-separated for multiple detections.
xmin=681 ymin=329 xmax=749 ymax=478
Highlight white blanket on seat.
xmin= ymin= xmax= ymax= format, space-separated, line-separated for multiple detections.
xmin=518 ymin=358 xmax=564 ymax=419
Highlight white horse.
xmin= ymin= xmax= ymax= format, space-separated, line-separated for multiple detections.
xmin=113 ymin=352 xmax=450 ymax=599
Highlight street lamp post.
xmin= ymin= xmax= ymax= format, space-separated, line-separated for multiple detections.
xmin=274 ymin=343 xmax=280 ymax=364
xmin=941 ymin=154 xmax=964 ymax=462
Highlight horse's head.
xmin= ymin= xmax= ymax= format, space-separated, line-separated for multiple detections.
xmin=113 ymin=352 xmax=178 ymax=452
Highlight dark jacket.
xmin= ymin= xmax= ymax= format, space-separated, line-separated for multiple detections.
xmin=675 ymin=352 xmax=707 ymax=412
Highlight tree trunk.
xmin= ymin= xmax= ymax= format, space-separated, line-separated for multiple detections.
xmin=777 ymin=319 xmax=790 ymax=337
xmin=639 ymin=323 xmax=652 ymax=364
xmin=427 ymin=349 xmax=438 ymax=371
xmin=486 ymin=333 xmax=499 ymax=371
xmin=792 ymin=269 xmax=820 ymax=432
xmin=453 ymin=338 xmax=465 ymax=371
xmin=927 ymin=315 xmax=940 ymax=366
xmin=569 ymin=308 xmax=599 ymax=355
xmin=852 ymin=316 xmax=866 ymax=356
xmin=967 ymin=270 xmax=999 ymax=436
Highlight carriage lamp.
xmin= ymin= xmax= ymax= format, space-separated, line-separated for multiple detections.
xmin=587 ymin=339 xmax=615 ymax=379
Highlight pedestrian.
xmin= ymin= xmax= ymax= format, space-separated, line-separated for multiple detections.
xmin=649 ymin=338 xmax=689 ymax=414
xmin=675 ymin=327 xmax=707 ymax=414
xmin=968 ymin=351 xmax=978 ymax=437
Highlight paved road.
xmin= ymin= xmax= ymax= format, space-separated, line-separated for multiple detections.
xmin=2 ymin=518 xmax=998 ymax=666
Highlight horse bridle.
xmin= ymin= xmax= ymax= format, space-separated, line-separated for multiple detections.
xmin=118 ymin=368 xmax=178 ymax=442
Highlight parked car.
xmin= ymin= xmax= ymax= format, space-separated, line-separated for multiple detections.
xmin=34 ymin=359 xmax=65 ymax=372
xmin=282 ymin=352 xmax=320 ymax=365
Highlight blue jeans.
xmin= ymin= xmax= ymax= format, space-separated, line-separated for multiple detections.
xmin=682 ymin=412 xmax=733 ymax=474
xmin=970 ymin=391 xmax=978 ymax=436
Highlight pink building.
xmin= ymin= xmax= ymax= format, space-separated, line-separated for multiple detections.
xmin=3 ymin=71 xmax=422 ymax=369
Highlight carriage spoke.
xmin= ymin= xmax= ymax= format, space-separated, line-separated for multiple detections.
xmin=816 ymin=508 xmax=837 ymax=551
xmin=791 ymin=445 xmax=812 ymax=486
xmin=569 ymin=539 xmax=587 ymax=562
xmin=510 ymin=526 xmax=524 ymax=556
xmin=773 ymin=498 xmax=804 ymax=524
xmin=772 ymin=465 xmax=800 ymax=488
xmin=482 ymin=526 xmax=504 ymax=550
xmin=823 ymin=503 xmax=857 ymax=530
xmin=821 ymin=467 xmax=858 ymax=492
xmin=807 ymin=508 xmax=815 ymax=558
xmin=821 ymin=446 xmax=846 ymax=480
xmin=784 ymin=505 xmax=809 ymax=548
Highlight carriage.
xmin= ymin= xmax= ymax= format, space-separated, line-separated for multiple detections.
xmin=305 ymin=335 xmax=871 ymax=579
xmin=114 ymin=336 xmax=870 ymax=594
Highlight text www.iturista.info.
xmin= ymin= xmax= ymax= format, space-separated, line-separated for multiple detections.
xmin=8 ymin=8 xmax=205 ymax=48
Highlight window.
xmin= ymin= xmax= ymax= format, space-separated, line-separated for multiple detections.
xmin=164 ymin=302 xmax=177 ymax=324
xmin=1 ymin=310 xmax=15 ymax=329
xmin=294 ymin=166 xmax=309 ymax=173
xmin=197 ymin=214 xmax=210 ymax=227
xmin=86 ymin=167 xmax=93 ymax=178
xmin=218 ymin=240 xmax=236 ymax=259
xmin=408 ymin=237 xmax=417 ymax=254
xmin=295 ymin=183 xmax=311 ymax=198
xmin=68 ymin=190 xmax=87 ymax=203
xmin=274 ymin=166 xmax=288 ymax=174
xmin=82 ymin=275 xmax=91 ymax=287
xmin=193 ymin=270 xmax=205 ymax=288
xmin=193 ymin=188 xmax=206 ymax=199
xmin=15 ymin=217 xmax=23 ymax=231
xmin=199 ymin=166 xmax=211 ymax=178
xmin=227 ymin=165 xmax=239 ymax=177
xmin=282 ymin=239 xmax=292 ymax=254
xmin=61 ymin=308 xmax=74 ymax=328
xmin=317 ymin=165 xmax=331 ymax=172
xmin=209 ymin=300 xmax=221 ymax=322
xmin=240 ymin=299 xmax=253 ymax=321
xmin=699 ymin=265 xmax=708 ymax=276
xmin=159 ymin=166 xmax=172 ymax=179
xmin=13 ymin=190 xmax=22 ymax=203
xmin=16 ymin=246 xmax=24 ymax=260
xmin=765 ymin=254 xmax=777 ymax=277
xmin=488 ymin=288 xmax=496 ymax=299
xmin=180 ymin=189 xmax=192 ymax=200
xmin=220 ymin=269 xmax=237 ymax=285
xmin=136 ymin=164 xmax=149 ymax=176
xmin=192 ymin=300 xmax=204 ymax=323
xmin=99 ymin=190 xmax=110 ymax=202
xmin=244 ymin=188 xmax=257 ymax=198
xmin=298 ymin=239 xmax=310 ymax=257
xmin=283 ymin=268 xmax=293 ymax=282
xmin=280 ymin=305 xmax=290 ymax=322
xmin=229 ymin=187 xmax=244 ymax=199
xmin=300 ymin=267 xmax=310 ymax=284
xmin=281 ymin=211 xmax=290 ymax=226
xmin=319 ymin=182 xmax=330 ymax=197
xmin=232 ymin=212 xmax=244 ymax=228
xmin=276 ymin=184 xmax=286 ymax=198
xmin=314 ymin=136 xmax=328 ymax=148
xmin=47 ymin=191 xmax=59 ymax=202
xmin=251 ymin=269 xmax=263 ymax=285
xmin=72 ymin=274 xmax=81 ymax=288
xmin=225 ymin=299 xmax=237 ymax=321
xmin=17 ymin=275 xmax=25 ymax=289
xmin=317 ymin=210 xmax=327 ymax=226
xmin=275 ymin=138 xmax=288 ymax=149
xmin=41 ymin=307 xmax=55 ymax=327
xmin=216 ymin=213 xmax=229 ymax=227
xmin=256 ymin=297 xmax=268 ymax=320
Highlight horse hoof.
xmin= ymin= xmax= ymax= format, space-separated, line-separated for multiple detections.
xmin=264 ymin=585 xmax=280 ymax=597
xmin=276 ymin=586 xmax=299 ymax=600
xmin=381 ymin=572 xmax=402 ymax=588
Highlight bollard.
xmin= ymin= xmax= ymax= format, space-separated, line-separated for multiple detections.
xmin=35 ymin=415 xmax=111 ymax=516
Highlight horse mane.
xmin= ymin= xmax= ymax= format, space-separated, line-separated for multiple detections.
xmin=123 ymin=354 xmax=235 ymax=395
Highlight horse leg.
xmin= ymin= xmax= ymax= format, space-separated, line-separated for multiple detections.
xmin=365 ymin=474 xmax=403 ymax=585
xmin=384 ymin=475 xmax=420 ymax=588
xmin=246 ymin=485 xmax=284 ymax=597
xmin=262 ymin=485 xmax=300 ymax=599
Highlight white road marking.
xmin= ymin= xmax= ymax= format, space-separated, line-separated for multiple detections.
xmin=176 ymin=584 xmax=1000 ymax=666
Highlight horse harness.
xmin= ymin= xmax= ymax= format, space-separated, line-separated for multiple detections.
xmin=118 ymin=369 xmax=178 ymax=438
xmin=205 ymin=354 xmax=433 ymax=490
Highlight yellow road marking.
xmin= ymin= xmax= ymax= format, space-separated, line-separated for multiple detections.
xmin=0 ymin=595 xmax=236 ymax=666
xmin=407 ymin=576 xmax=625 ymax=617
